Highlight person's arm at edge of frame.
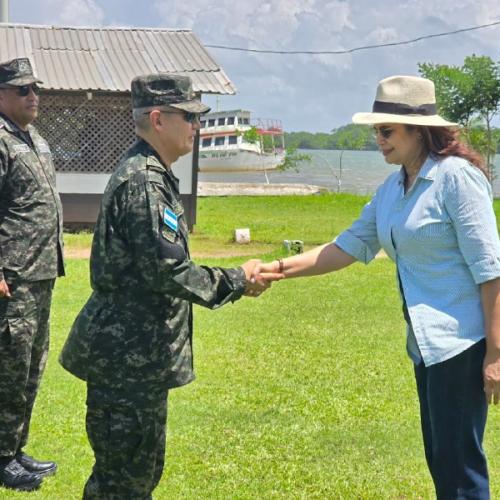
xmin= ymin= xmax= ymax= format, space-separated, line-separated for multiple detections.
xmin=481 ymin=277 xmax=500 ymax=405
xmin=254 ymin=242 xmax=357 ymax=281
xmin=0 ymin=143 xmax=10 ymax=298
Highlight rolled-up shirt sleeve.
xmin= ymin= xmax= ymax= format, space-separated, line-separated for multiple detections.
xmin=444 ymin=165 xmax=500 ymax=284
xmin=335 ymin=190 xmax=381 ymax=264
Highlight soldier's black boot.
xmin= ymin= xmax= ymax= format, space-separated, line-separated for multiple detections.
xmin=16 ymin=451 xmax=57 ymax=477
xmin=0 ymin=457 xmax=43 ymax=491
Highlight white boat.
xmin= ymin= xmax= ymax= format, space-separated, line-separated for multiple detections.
xmin=198 ymin=109 xmax=285 ymax=172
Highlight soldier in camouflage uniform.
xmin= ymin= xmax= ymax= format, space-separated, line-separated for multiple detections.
xmin=59 ymin=73 xmax=271 ymax=500
xmin=0 ymin=58 xmax=65 ymax=492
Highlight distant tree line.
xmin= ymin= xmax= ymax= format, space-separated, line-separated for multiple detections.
xmin=284 ymin=124 xmax=378 ymax=151
xmin=285 ymin=123 xmax=500 ymax=153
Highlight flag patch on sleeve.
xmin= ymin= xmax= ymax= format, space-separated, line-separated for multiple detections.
xmin=163 ymin=207 xmax=178 ymax=232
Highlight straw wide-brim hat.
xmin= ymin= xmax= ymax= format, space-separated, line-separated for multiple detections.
xmin=352 ymin=75 xmax=457 ymax=127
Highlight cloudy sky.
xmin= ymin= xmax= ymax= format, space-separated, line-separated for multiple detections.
xmin=8 ymin=0 xmax=500 ymax=132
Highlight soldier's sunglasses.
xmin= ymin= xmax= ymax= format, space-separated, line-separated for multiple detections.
xmin=145 ymin=109 xmax=201 ymax=124
xmin=17 ymin=84 xmax=41 ymax=97
xmin=161 ymin=110 xmax=201 ymax=124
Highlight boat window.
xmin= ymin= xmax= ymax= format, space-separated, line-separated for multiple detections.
xmin=201 ymin=138 xmax=212 ymax=147
xmin=217 ymin=118 xmax=225 ymax=126
xmin=208 ymin=119 xmax=216 ymax=127
xmin=227 ymin=117 xmax=235 ymax=125
xmin=214 ymin=137 xmax=225 ymax=146
xmin=200 ymin=120 xmax=206 ymax=128
xmin=228 ymin=135 xmax=237 ymax=145
xmin=241 ymin=118 xmax=250 ymax=125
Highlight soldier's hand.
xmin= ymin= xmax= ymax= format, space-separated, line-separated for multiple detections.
xmin=0 ymin=280 xmax=11 ymax=298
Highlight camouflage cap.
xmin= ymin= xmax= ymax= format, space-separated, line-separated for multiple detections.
xmin=0 ymin=57 xmax=43 ymax=87
xmin=131 ymin=73 xmax=210 ymax=113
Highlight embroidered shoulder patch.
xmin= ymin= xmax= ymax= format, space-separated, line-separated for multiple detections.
xmin=12 ymin=144 xmax=31 ymax=154
xmin=163 ymin=207 xmax=178 ymax=232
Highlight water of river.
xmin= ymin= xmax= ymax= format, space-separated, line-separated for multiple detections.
xmin=199 ymin=150 xmax=500 ymax=197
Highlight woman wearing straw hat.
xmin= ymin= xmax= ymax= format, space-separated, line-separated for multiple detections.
xmin=254 ymin=75 xmax=500 ymax=498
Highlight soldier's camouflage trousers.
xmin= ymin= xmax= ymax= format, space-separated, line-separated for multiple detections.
xmin=0 ymin=279 xmax=55 ymax=456
xmin=83 ymin=386 xmax=169 ymax=500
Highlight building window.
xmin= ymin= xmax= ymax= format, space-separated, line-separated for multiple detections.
xmin=214 ymin=136 xmax=225 ymax=146
xmin=217 ymin=118 xmax=225 ymax=126
xmin=200 ymin=120 xmax=206 ymax=128
xmin=202 ymin=138 xmax=212 ymax=147
xmin=227 ymin=117 xmax=235 ymax=125
xmin=208 ymin=119 xmax=216 ymax=127
xmin=228 ymin=135 xmax=237 ymax=145
xmin=241 ymin=118 xmax=249 ymax=125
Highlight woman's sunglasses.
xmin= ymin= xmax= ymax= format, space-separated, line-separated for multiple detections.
xmin=374 ymin=127 xmax=393 ymax=139
xmin=17 ymin=84 xmax=41 ymax=97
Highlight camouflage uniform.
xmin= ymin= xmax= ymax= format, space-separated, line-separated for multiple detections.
xmin=0 ymin=110 xmax=65 ymax=457
xmin=60 ymin=74 xmax=247 ymax=499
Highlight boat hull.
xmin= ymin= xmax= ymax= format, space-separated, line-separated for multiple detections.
xmin=198 ymin=149 xmax=285 ymax=172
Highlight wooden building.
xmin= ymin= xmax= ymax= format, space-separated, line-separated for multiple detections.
xmin=0 ymin=23 xmax=236 ymax=227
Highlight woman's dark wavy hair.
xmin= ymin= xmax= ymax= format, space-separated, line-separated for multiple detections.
xmin=406 ymin=125 xmax=488 ymax=179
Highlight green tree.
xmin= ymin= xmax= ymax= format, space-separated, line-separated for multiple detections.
xmin=493 ymin=128 xmax=500 ymax=153
xmin=419 ymin=55 xmax=500 ymax=179
xmin=240 ymin=127 xmax=310 ymax=177
xmin=241 ymin=126 xmax=259 ymax=144
xmin=277 ymin=147 xmax=311 ymax=172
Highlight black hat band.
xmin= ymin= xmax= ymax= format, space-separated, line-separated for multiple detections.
xmin=372 ymin=101 xmax=437 ymax=116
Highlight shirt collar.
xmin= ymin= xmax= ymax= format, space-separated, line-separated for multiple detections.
xmin=398 ymin=154 xmax=439 ymax=185
xmin=0 ymin=112 xmax=18 ymax=133
xmin=418 ymin=154 xmax=439 ymax=180
xmin=0 ymin=113 xmax=35 ymax=148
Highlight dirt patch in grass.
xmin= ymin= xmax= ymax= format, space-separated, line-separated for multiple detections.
xmin=65 ymin=244 xmax=277 ymax=260
xmin=65 ymin=247 xmax=92 ymax=259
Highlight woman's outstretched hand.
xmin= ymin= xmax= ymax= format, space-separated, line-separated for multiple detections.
xmin=240 ymin=259 xmax=283 ymax=297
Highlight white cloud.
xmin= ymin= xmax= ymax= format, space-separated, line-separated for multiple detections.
xmin=47 ymin=0 xmax=105 ymax=26
xmin=365 ymin=27 xmax=399 ymax=44
xmin=10 ymin=0 xmax=105 ymax=26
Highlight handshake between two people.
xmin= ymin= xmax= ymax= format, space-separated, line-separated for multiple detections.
xmin=239 ymin=259 xmax=284 ymax=297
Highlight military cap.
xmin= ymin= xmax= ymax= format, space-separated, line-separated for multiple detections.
xmin=131 ymin=73 xmax=210 ymax=113
xmin=0 ymin=57 xmax=43 ymax=87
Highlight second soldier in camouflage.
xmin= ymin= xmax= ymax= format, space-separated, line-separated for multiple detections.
xmin=0 ymin=57 xmax=64 ymax=492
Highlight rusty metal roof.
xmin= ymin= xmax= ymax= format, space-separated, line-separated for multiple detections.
xmin=0 ymin=23 xmax=236 ymax=95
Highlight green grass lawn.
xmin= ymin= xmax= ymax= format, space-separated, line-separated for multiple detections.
xmin=4 ymin=193 xmax=500 ymax=499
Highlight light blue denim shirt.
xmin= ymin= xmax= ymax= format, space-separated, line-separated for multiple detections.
xmin=335 ymin=155 xmax=500 ymax=366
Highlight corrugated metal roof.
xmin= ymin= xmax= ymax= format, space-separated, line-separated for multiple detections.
xmin=0 ymin=23 xmax=236 ymax=95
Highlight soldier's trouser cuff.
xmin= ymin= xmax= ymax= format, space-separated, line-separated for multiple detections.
xmin=83 ymin=394 xmax=169 ymax=499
